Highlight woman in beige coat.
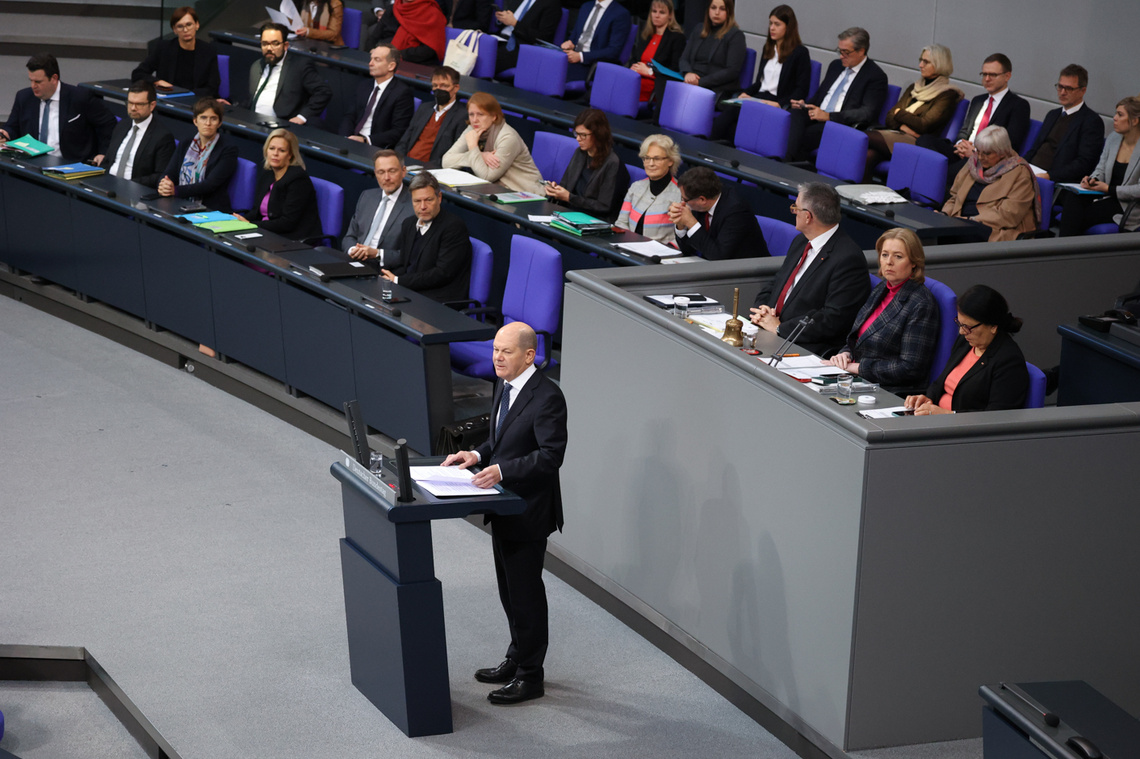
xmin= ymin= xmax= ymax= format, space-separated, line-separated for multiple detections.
xmin=442 ymin=92 xmax=543 ymax=192
xmin=943 ymin=125 xmax=1039 ymax=242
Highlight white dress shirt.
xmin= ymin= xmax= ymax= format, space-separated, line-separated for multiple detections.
xmin=821 ymin=58 xmax=865 ymax=112
xmin=357 ymin=77 xmax=392 ymax=138
xmin=366 ymin=184 xmax=404 ymax=259
xmin=253 ymin=51 xmax=288 ymax=116
xmin=40 ymin=87 xmax=62 ymax=154
xmin=758 ymin=56 xmax=782 ymax=96
xmin=578 ymin=0 xmax=612 ymax=54
xmin=109 ymin=114 xmax=154 ymax=179
xmin=788 ymin=223 xmax=839 ymax=293
xmin=965 ymin=88 xmax=1008 ymax=142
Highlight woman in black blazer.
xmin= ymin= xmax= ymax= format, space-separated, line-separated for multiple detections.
xmin=674 ymin=0 xmax=746 ymax=102
xmin=629 ymin=0 xmax=686 ymax=103
xmin=131 ymin=7 xmax=221 ymax=98
xmin=237 ymin=129 xmax=323 ymax=241
xmin=159 ymin=98 xmax=237 ymax=212
xmin=711 ymin=4 xmax=810 ymax=141
xmin=543 ymin=109 xmax=631 ymax=222
xmin=906 ymin=285 xmax=1028 ymax=414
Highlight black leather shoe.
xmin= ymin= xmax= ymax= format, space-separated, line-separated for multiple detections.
xmin=474 ymin=659 xmax=517 ymax=684
xmin=488 ymin=678 xmax=544 ymax=705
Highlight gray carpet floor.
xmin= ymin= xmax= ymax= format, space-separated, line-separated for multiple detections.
xmin=0 ymin=294 xmax=803 ymax=759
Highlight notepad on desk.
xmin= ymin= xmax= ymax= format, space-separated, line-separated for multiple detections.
xmin=616 ymin=240 xmax=683 ymax=259
xmin=427 ymin=168 xmax=490 ymax=187
xmin=409 ymin=466 xmax=498 ymax=497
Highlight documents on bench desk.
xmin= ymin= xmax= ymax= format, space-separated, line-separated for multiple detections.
xmin=410 ymin=466 xmax=498 ymax=497
xmin=615 ymin=240 xmax=683 ymax=259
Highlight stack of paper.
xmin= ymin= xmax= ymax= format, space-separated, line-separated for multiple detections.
xmin=616 ymin=240 xmax=683 ymax=258
xmin=427 ymin=168 xmax=489 ymax=187
xmin=43 ymin=163 xmax=105 ymax=180
xmin=409 ymin=466 xmax=496 ymax=497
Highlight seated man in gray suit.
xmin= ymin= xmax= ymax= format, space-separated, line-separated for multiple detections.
xmin=343 ymin=149 xmax=414 ymax=265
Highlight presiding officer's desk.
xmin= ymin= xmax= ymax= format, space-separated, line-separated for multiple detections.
xmin=556 ymin=260 xmax=1140 ymax=756
xmin=0 ymin=152 xmax=494 ymax=453
xmin=208 ymin=30 xmax=989 ymax=248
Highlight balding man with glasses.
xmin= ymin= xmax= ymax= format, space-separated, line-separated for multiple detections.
xmin=786 ymin=27 xmax=887 ymax=162
xmin=1023 ymin=64 xmax=1105 ymax=182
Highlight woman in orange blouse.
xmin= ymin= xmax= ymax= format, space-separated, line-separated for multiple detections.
xmin=905 ymin=285 xmax=1029 ymax=414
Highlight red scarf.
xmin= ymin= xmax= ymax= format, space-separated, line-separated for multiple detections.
xmin=392 ymin=0 xmax=446 ymax=61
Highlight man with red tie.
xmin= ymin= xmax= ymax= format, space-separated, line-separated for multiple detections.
xmin=750 ymin=182 xmax=870 ymax=356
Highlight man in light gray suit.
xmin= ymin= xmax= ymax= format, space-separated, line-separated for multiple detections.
xmin=344 ymin=149 xmax=414 ymax=265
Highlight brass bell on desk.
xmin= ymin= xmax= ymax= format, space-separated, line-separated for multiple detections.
xmin=722 ymin=287 xmax=744 ymax=347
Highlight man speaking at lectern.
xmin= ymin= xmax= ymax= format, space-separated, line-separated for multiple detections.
xmin=443 ymin=322 xmax=568 ymax=705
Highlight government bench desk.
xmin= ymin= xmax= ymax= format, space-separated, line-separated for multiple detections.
xmin=208 ymin=30 xmax=988 ymax=247
xmin=0 ymin=152 xmax=494 ymax=453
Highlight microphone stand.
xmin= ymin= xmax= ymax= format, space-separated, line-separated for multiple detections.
xmin=769 ymin=316 xmax=814 ymax=369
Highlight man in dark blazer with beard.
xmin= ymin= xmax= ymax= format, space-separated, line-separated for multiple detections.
xmin=101 ymin=81 xmax=176 ymax=188
xmin=246 ymin=24 xmax=332 ymax=125
xmin=751 ymin=182 xmax=870 ymax=356
xmin=380 ymin=172 xmax=471 ymax=302
xmin=669 ymin=167 xmax=768 ymax=259
xmin=443 ymin=321 xmax=568 ymax=706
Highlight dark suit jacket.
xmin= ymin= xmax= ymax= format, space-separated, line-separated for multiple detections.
xmin=105 ymin=117 xmax=176 ymax=188
xmin=926 ymin=331 xmax=1028 ymax=411
xmin=394 ymin=99 xmax=468 ymax=164
xmin=1025 ymin=103 xmax=1106 ymax=183
xmin=448 ymin=0 xmax=493 ymax=30
xmin=2 ymin=83 xmax=115 ymax=162
xmin=745 ymin=44 xmax=811 ymax=106
xmin=506 ymin=0 xmax=562 ymax=47
xmin=341 ymin=186 xmax=415 ymax=260
xmin=955 ymin=91 xmax=1031 ymax=151
xmin=569 ymin=0 xmax=632 ymax=66
xmin=247 ymin=53 xmax=332 ymax=122
xmin=131 ymin=37 xmax=221 ymax=98
xmin=810 ymin=58 xmax=889 ymax=129
xmin=162 ymin=132 xmax=239 ymax=212
xmin=476 ymin=368 xmax=568 ymax=542
xmin=630 ymin=27 xmax=685 ymax=70
xmin=390 ymin=209 xmax=471 ymax=301
xmin=753 ymin=227 xmax=871 ymax=355
xmin=557 ymin=148 xmax=630 ymax=222
xmin=339 ymin=77 xmax=416 ymax=148
xmin=842 ymin=279 xmax=939 ymax=388
xmin=676 ymin=188 xmax=767 ymax=261
xmin=249 ymin=165 xmax=324 ymax=241
xmin=678 ymin=25 xmax=746 ymax=98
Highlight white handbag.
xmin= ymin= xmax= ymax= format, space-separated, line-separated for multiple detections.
xmin=443 ymin=29 xmax=481 ymax=76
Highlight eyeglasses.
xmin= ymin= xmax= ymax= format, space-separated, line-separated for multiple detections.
xmin=574 ymin=130 xmax=592 ymax=139
xmin=918 ymin=57 xmax=933 ymax=66
xmin=954 ymin=319 xmax=984 ymax=334
xmin=173 ymin=22 xmax=197 ymax=31
xmin=260 ymin=40 xmax=285 ymax=48
xmin=642 ymin=155 xmax=669 ymax=163
xmin=126 ymin=99 xmax=152 ymax=108
xmin=836 ymin=46 xmax=857 ymax=57
xmin=789 ymin=204 xmax=809 ymax=215
xmin=978 ymin=71 xmax=1006 ymax=79
xmin=1055 ymin=82 xmax=1082 ymax=93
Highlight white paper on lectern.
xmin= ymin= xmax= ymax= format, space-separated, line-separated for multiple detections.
xmin=409 ymin=466 xmax=495 ymax=497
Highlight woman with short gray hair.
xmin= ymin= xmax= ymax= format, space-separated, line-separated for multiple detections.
xmin=615 ymin=134 xmax=683 ymax=244
xmin=943 ymin=125 xmax=1039 ymax=241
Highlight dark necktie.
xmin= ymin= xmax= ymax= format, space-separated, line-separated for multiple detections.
xmin=774 ymin=241 xmax=811 ymax=316
xmin=39 ymin=99 xmax=51 ymax=144
xmin=252 ymin=62 xmax=276 ymax=107
xmin=495 ymin=382 xmax=513 ymax=442
xmin=116 ymin=125 xmax=139 ymax=178
xmin=355 ymin=85 xmax=380 ymax=137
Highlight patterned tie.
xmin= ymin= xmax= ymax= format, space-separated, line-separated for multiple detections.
xmin=578 ymin=3 xmax=603 ymax=53
xmin=354 ymin=85 xmax=380 ymax=136
xmin=116 ymin=125 xmax=139 ymax=178
xmin=822 ymin=67 xmax=851 ymax=113
xmin=39 ymin=99 xmax=51 ymax=144
xmin=495 ymin=382 xmax=513 ymax=442
xmin=774 ymin=241 xmax=811 ymax=316
xmin=976 ymin=96 xmax=995 ymax=136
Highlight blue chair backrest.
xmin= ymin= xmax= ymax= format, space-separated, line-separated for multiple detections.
xmin=532 ymin=131 xmax=578 ymax=183
xmin=1037 ymin=177 xmax=1054 ymax=232
xmin=1025 ymin=362 xmax=1046 ymax=408
xmin=515 ymin=45 xmax=568 ymax=98
xmin=735 ymin=100 xmax=791 ymax=160
xmin=555 ymin=8 xmax=569 ymax=45
xmin=590 ymin=62 xmax=641 ymax=119
xmin=659 ymin=81 xmax=715 ymax=138
xmin=879 ymin=83 xmax=901 ymax=124
xmin=413 ymin=96 xmax=422 ymax=111
xmin=941 ymin=98 xmax=969 ymax=140
xmin=445 ymin=28 xmax=499 ymax=78
xmin=217 ymin=54 xmax=230 ymax=101
xmin=887 ymin=143 xmax=949 ymax=206
xmin=815 ymin=121 xmax=868 ymax=184
xmin=228 ymin=157 xmax=257 ymax=213
xmin=807 ymin=59 xmax=821 ymax=100
xmin=739 ymin=47 xmax=757 ymax=90
xmin=626 ymin=162 xmax=647 ymax=183
xmin=755 ymin=215 xmax=799 ymax=257
xmin=504 ymin=235 xmax=563 ymax=363
xmin=469 ymin=236 xmax=493 ymax=308
xmin=1021 ymin=118 xmax=1042 ymax=155
xmin=923 ymin=277 xmax=958 ymax=383
xmin=342 ymin=7 xmax=362 ymax=49
xmin=310 ymin=176 xmax=345 ymax=238
xmin=619 ymin=23 xmax=638 ymax=63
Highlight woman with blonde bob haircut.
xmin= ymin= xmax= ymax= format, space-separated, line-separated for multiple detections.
xmin=616 ymin=134 xmax=683 ymax=244
xmin=442 ymin=92 xmax=543 ymax=192
xmin=238 ymin=127 xmax=322 ymax=241
xmin=829 ymin=228 xmax=940 ymax=389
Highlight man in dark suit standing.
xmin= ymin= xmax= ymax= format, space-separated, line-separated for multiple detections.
xmin=246 ymin=24 xmax=332 ymax=125
xmin=394 ymin=66 xmax=467 ymax=164
xmin=786 ymin=27 xmax=887 ymax=162
xmin=1025 ymin=64 xmax=1105 ymax=183
xmin=668 ymin=167 xmax=768 ymax=260
xmin=917 ymin=53 xmax=1031 ymax=185
xmin=494 ymin=0 xmax=563 ymax=74
xmin=751 ymin=182 xmax=870 ymax=356
xmin=1 ymin=53 xmax=114 ymax=163
xmin=380 ymin=172 xmax=471 ymax=301
xmin=561 ymin=0 xmax=632 ymax=81
xmin=444 ymin=321 xmax=568 ymax=706
xmin=343 ymin=149 xmax=415 ymax=264
xmin=97 ymin=81 xmax=176 ymax=188
xmin=340 ymin=43 xmax=415 ymax=148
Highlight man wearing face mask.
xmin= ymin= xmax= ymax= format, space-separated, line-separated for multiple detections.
xmin=394 ymin=66 xmax=468 ymax=165
xmin=340 ymin=43 xmax=414 ymax=147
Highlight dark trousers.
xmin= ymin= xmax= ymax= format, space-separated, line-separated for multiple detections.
xmin=1059 ymin=191 xmax=1122 ymax=236
xmin=786 ymin=109 xmax=826 ymax=162
xmin=492 ymin=533 xmax=549 ymax=683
